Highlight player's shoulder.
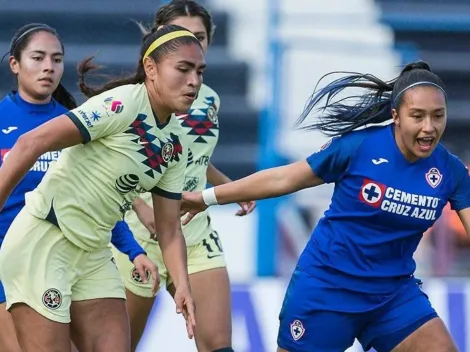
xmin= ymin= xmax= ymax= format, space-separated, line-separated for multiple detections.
xmin=433 ymin=143 xmax=467 ymax=174
xmin=93 ymin=83 xmax=145 ymax=105
xmin=54 ymin=101 xmax=70 ymax=115
xmin=0 ymin=93 xmax=15 ymax=113
xmin=333 ymin=124 xmax=387 ymax=148
xmin=196 ymin=84 xmax=220 ymax=110
xmin=199 ymin=83 xmax=219 ymax=98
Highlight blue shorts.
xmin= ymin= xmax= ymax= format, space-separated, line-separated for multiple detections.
xmin=0 ymin=280 xmax=5 ymax=304
xmin=277 ymin=268 xmax=438 ymax=352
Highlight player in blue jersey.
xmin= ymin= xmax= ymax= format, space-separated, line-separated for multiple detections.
xmin=0 ymin=23 xmax=158 ymax=352
xmin=181 ymin=61 xmax=470 ymax=352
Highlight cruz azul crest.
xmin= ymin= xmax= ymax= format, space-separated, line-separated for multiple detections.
xmin=425 ymin=167 xmax=442 ymax=188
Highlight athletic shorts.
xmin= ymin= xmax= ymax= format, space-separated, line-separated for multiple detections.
xmin=0 ymin=208 xmax=125 ymax=323
xmin=113 ymin=230 xmax=226 ymax=298
xmin=277 ymin=267 xmax=438 ymax=352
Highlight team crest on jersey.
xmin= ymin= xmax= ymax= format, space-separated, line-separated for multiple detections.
xmin=290 ymin=320 xmax=305 ymax=341
xmin=115 ymin=174 xmax=140 ymax=194
xmin=359 ymin=179 xmax=386 ymax=208
xmin=425 ymin=168 xmax=442 ymax=188
xmin=131 ymin=267 xmax=150 ymax=284
xmin=126 ymin=114 xmax=184 ymax=178
xmin=161 ymin=142 xmax=174 ymax=163
xmin=42 ymin=288 xmax=62 ymax=310
xmin=207 ymin=105 xmax=218 ymax=124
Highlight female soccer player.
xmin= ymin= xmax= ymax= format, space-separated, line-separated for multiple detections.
xmin=0 ymin=24 xmax=204 ymax=352
xmin=0 ymin=23 xmax=158 ymax=352
xmin=181 ymin=61 xmax=470 ymax=352
xmin=110 ymin=2 xmax=255 ymax=351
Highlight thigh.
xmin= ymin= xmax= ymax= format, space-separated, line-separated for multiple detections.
xmin=125 ymin=289 xmax=156 ymax=352
xmin=391 ymin=318 xmax=457 ymax=352
xmin=277 ymin=268 xmax=361 ymax=352
xmin=70 ymin=298 xmax=130 ymax=352
xmin=169 ymin=267 xmax=231 ymax=352
xmin=0 ymin=301 xmax=21 ymax=352
xmin=71 ymin=247 xmax=129 ymax=352
xmin=10 ymin=303 xmax=70 ymax=352
xmin=167 ymin=230 xmax=226 ymax=287
xmin=0 ymin=211 xmax=75 ymax=323
xmin=362 ymin=280 xmax=454 ymax=352
xmin=113 ymin=240 xmax=167 ymax=298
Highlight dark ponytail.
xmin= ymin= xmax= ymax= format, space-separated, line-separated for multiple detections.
xmin=77 ymin=56 xmax=145 ymax=98
xmin=78 ymin=24 xmax=201 ymax=98
xmin=294 ymin=61 xmax=446 ymax=136
xmin=52 ymin=83 xmax=77 ymax=109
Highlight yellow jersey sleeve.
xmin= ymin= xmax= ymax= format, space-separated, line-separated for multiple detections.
xmin=65 ymin=85 xmax=139 ymax=143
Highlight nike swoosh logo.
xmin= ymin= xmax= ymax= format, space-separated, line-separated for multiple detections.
xmin=207 ymin=254 xmax=222 ymax=259
xmin=137 ymin=139 xmax=148 ymax=145
xmin=2 ymin=126 xmax=18 ymax=134
xmin=372 ymin=158 xmax=389 ymax=165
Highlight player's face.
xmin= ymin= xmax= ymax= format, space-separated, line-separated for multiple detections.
xmin=393 ymin=85 xmax=447 ymax=161
xmin=155 ymin=43 xmax=205 ymax=113
xmin=168 ymin=16 xmax=209 ymax=54
xmin=9 ymin=31 xmax=64 ymax=102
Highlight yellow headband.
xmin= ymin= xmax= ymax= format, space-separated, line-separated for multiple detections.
xmin=143 ymin=30 xmax=197 ymax=62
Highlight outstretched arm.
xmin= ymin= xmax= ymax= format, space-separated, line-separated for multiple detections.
xmin=206 ymin=162 xmax=256 ymax=215
xmin=206 ymin=160 xmax=323 ymax=205
xmin=0 ymin=115 xmax=83 ymax=209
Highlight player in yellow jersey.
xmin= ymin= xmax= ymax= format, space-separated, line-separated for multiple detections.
xmin=0 ymin=24 xmax=204 ymax=352
xmin=112 ymin=2 xmax=256 ymax=352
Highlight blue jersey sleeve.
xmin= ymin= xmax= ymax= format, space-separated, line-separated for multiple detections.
xmin=306 ymin=132 xmax=364 ymax=183
xmin=111 ymin=221 xmax=146 ymax=262
xmin=449 ymin=156 xmax=470 ymax=211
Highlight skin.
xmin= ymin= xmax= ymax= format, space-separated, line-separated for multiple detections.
xmin=0 ymin=39 xmax=203 ymax=351
xmin=9 ymin=31 xmax=63 ymax=104
xmin=181 ymin=86 xmax=461 ymax=352
xmin=127 ymin=16 xmax=254 ymax=352
xmin=392 ymin=85 xmax=447 ymax=163
xmin=0 ymin=29 xmax=64 ymax=352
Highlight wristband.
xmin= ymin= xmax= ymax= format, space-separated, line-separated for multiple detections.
xmin=202 ymin=187 xmax=218 ymax=206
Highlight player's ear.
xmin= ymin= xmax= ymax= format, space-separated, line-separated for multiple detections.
xmin=9 ymin=55 xmax=19 ymax=75
xmin=391 ymin=108 xmax=400 ymax=126
xmin=143 ymin=57 xmax=157 ymax=81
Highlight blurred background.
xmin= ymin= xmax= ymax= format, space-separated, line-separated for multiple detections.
xmin=1 ymin=0 xmax=470 ymax=351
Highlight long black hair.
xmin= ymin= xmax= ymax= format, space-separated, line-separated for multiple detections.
xmin=78 ymin=24 xmax=201 ymax=98
xmin=8 ymin=23 xmax=77 ymax=109
xmin=154 ymin=0 xmax=215 ymax=44
xmin=294 ymin=61 xmax=446 ymax=136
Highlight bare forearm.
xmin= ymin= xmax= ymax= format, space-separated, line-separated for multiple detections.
xmin=0 ymin=136 xmax=43 ymax=201
xmin=206 ymin=163 xmax=232 ymax=186
xmin=157 ymin=229 xmax=189 ymax=288
xmin=214 ymin=167 xmax=292 ymax=204
xmin=132 ymin=197 xmax=146 ymax=211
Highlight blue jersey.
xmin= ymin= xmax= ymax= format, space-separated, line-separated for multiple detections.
xmin=299 ymin=125 xmax=470 ymax=302
xmin=0 ymin=92 xmax=143 ymax=261
xmin=0 ymin=92 xmax=66 ymax=239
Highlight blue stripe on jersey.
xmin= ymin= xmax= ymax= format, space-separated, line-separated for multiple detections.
xmin=298 ymin=124 xmax=470 ymax=311
xmin=66 ymin=111 xmax=91 ymax=143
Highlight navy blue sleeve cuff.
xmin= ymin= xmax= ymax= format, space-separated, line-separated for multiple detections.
xmin=150 ymin=186 xmax=182 ymax=200
xmin=66 ymin=111 xmax=91 ymax=143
